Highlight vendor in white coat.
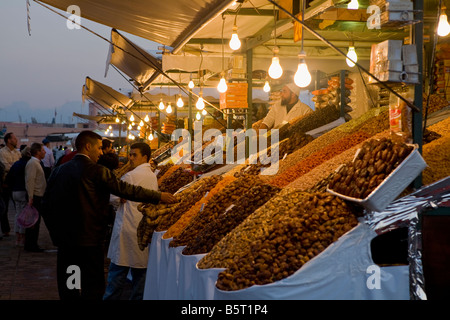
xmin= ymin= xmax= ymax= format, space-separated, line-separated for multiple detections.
xmin=104 ymin=142 xmax=158 ymax=300
xmin=258 ymin=82 xmax=313 ymax=130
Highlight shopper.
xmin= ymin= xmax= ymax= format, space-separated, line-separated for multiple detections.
xmin=102 ymin=139 xmax=114 ymax=154
xmin=5 ymin=147 xmax=32 ymax=246
xmin=104 ymin=142 xmax=158 ymax=300
xmin=42 ymin=130 xmax=177 ymax=300
xmin=24 ymin=143 xmax=47 ymax=252
xmin=41 ymin=138 xmax=55 ymax=180
xmin=258 ymin=82 xmax=313 ymax=130
xmin=0 ymin=132 xmax=21 ymax=237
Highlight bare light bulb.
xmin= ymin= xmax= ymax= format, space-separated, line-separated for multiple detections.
xmin=217 ymin=77 xmax=228 ymax=93
xmin=128 ymin=124 xmax=132 ymax=130
xmin=229 ymin=25 xmax=241 ymax=51
xmin=263 ymin=81 xmax=271 ymax=93
xmin=202 ymin=109 xmax=207 ymax=116
xmin=294 ymin=54 xmax=312 ymax=88
xmin=166 ymin=103 xmax=173 ymax=114
xmin=195 ymin=111 xmax=201 ymax=120
xmin=346 ymin=46 xmax=358 ymax=67
xmin=196 ymin=96 xmax=205 ymax=110
xmin=188 ymin=80 xmax=195 ymax=89
xmin=144 ymin=114 xmax=149 ymax=122
xmin=268 ymin=56 xmax=283 ymax=79
xmin=438 ymin=11 xmax=450 ymax=37
xmin=115 ymin=116 xmax=120 ymax=123
xmin=348 ymin=0 xmax=359 ymax=10
xmin=148 ymin=133 xmax=154 ymax=141
xmin=176 ymin=96 xmax=184 ymax=108
xmin=158 ymin=100 xmax=165 ymax=110
xmin=129 ymin=114 xmax=135 ymax=122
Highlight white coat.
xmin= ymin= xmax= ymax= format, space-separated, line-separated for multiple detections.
xmin=107 ymin=163 xmax=158 ymax=268
xmin=261 ymin=100 xmax=313 ymax=129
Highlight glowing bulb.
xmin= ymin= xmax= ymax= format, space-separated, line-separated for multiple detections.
xmin=144 ymin=114 xmax=149 ymax=122
xmin=139 ymin=120 xmax=144 ymax=127
xmin=128 ymin=124 xmax=132 ymax=130
xmin=263 ymin=81 xmax=270 ymax=93
xmin=176 ymin=96 xmax=184 ymax=108
xmin=137 ymin=126 xmax=141 ymax=130
xmin=196 ymin=96 xmax=205 ymax=110
xmin=348 ymin=0 xmax=358 ymax=10
xmin=294 ymin=55 xmax=312 ymax=88
xmin=195 ymin=111 xmax=201 ymax=120
xmin=346 ymin=46 xmax=358 ymax=67
xmin=110 ymin=132 xmax=114 ymax=137
xmin=202 ymin=109 xmax=207 ymax=116
xmin=217 ymin=77 xmax=228 ymax=93
xmin=115 ymin=117 xmax=120 ymax=123
xmin=188 ymin=80 xmax=195 ymax=89
xmin=158 ymin=100 xmax=165 ymax=110
xmin=108 ymin=125 xmax=112 ymax=129
xmin=268 ymin=56 xmax=283 ymax=79
xmin=166 ymin=103 xmax=173 ymax=114
xmin=438 ymin=12 xmax=450 ymax=37
xmin=104 ymin=130 xmax=108 ymax=135
xmin=229 ymin=25 xmax=241 ymax=51
xmin=129 ymin=114 xmax=134 ymax=122
xmin=148 ymin=133 xmax=154 ymax=141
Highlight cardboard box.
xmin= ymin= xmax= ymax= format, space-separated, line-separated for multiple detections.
xmin=381 ymin=60 xmax=403 ymax=72
xmin=402 ymin=44 xmax=418 ymax=65
xmin=376 ymin=39 xmax=403 ymax=61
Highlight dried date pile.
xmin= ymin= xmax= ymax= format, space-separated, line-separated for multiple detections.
xmin=328 ymin=137 xmax=414 ymax=199
xmin=182 ymin=183 xmax=281 ymax=255
xmin=214 ymin=192 xmax=358 ymax=291
xmin=159 ymin=166 xmax=194 ymax=194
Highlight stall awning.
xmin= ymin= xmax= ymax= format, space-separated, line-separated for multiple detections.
xmin=38 ymin=0 xmax=236 ymax=52
xmin=106 ymin=29 xmax=162 ymax=92
xmin=82 ymin=77 xmax=134 ymax=112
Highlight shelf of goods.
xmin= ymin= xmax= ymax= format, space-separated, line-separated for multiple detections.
xmin=138 ymin=98 xmax=449 ymax=299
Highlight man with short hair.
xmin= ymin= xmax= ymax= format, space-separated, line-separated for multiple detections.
xmin=41 ymin=138 xmax=55 ymax=180
xmin=24 ymin=142 xmax=47 ymax=252
xmin=0 ymin=132 xmax=21 ymax=237
xmin=104 ymin=142 xmax=158 ymax=300
xmin=42 ymin=130 xmax=177 ymax=300
xmin=258 ymin=82 xmax=313 ymax=130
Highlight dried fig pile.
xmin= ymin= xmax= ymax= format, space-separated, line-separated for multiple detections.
xmin=182 ymin=183 xmax=281 ymax=255
xmin=328 ymin=137 xmax=414 ymax=199
xmin=214 ymin=192 xmax=358 ymax=291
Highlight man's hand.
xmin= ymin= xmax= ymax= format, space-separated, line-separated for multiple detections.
xmin=160 ymin=192 xmax=178 ymax=204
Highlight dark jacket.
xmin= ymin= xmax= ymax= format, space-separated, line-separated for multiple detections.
xmin=42 ymin=154 xmax=161 ymax=247
xmin=5 ymin=157 xmax=29 ymax=192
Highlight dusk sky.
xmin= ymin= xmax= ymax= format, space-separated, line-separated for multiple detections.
xmin=0 ymin=0 xmax=160 ymax=123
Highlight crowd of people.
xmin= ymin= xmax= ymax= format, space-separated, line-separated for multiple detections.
xmin=0 ymin=130 xmax=177 ymax=300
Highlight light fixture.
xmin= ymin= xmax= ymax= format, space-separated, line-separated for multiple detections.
xmin=137 ymin=125 xmax=141 ymax=130
xmin=263 ymin=80 xmax=271 ymax=93
xmin=195 ymin=111 xmax=201 ymax=120
xmin=268 ymin=47 xmax=283 ymax=79
xmin=166 ymin=103 xmax=173 ymax=114
xmin=148 ymin=133 xmax=154 ymax=141
xmin=108 ymin=125 xmax=112 ymax=129
xmin=202 ymin=109 xmax=207 ymax=116
xmin=158 ymin=99 xmax=165 ymax=111
xmin=188 ymin=79 xmax=195 ymax=89
xmin=294 ymin=52 xmax=312 ymax=88
xmin=438 ymin=6 xmax=450 ymax=37
xmin=138 ymin=120 xmax=143 ymax=127
xmin=144 ymin=114 xmax=149 ymax=122
xmin=196 ymin=92 xmax=205 ymax=110
xmin=110 ymin=132 xmax=114 ymax=137
xmin=115 ymin=116 xmax=120 ymax=123
xmin=346 ymin=42 xmax=358 ymax=67
xmin=217 ymin=75 xmax=228 ymax=93
xmin=128 ymin=124 xmax=132 ymax=130
xmin=229 ymin=25 xmax=241 ymax=51
xmin=129 ymin=114 xmax=135 ymax=122
xmin=348 ymin=0 xmax=359 ymax=10
xmin=177 ymin=96 xmax=184 ymax=108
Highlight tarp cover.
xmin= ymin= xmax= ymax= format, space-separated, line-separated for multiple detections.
xmin=82 ymin=77 xmax=133 ymax=111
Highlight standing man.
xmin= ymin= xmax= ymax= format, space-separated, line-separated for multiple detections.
xmin=0 ymin=132 xmax=21 ymax=237
xmin=42 ymin=130 xmax=177 ymax=300
xmin=258 ymin=82 xmax=313 ymax=130
xmin=41 ymin=138 xmax=55 ymax=180
xmin=104 ymin=142 xmax=158 ymax=300
xmin=24 ymin=143 xmax=47 ymax=252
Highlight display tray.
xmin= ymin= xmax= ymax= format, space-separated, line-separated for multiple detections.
xmin=327 ymin=143 xmax=427 ymax=212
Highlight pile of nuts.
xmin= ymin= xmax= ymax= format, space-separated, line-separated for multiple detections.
xmin=212 ymin=192 xmax=358 ymax=291
xmin=155 ymin=163 xmax=174 ymax=179
xmin=182 ymin=183 xmax=281 ymax=255
xmin=285 ymin=104 xmax=341 ymax=137
xmin=159 ymin=166 xmax=194 ymax=194
xmin=169 ymin=175 xmax=263 ymax=248
xmin=328 ymin=137 xmax=414 ymax=199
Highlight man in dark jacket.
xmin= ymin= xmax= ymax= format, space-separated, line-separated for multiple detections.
xmin=42 ymin=130 xmax=177 ymax=300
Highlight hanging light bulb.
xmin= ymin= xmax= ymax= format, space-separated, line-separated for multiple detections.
xmin=229 ymin=25 xmax=241 ymax=51
xmin=195 ymin=111 xmax=201 ymax=120
xmin=348 ymin=0 xmax=359 ymax=10
xmin=128 ymin=124 xmax=132 ymax=130
xmin=217 ymin=76 xmax=228 ymax=93
xmin=188 ymin=79 xmax=195 ymax=89
xmin=148 ymin=133 xmax=154 ymax=141
xmin=104 ymin=130 xmax=108 ymax=135
xmin=139 ymin=120 xmax=144 ymax=127
xmin=202 ymin=109 xmax=207 ymax=116
xmin=176 ymin=96 xmax=184 ymax=108
xmin=438 ymin=7 xmax=450 ymax=37
xmin=110 ymin=132 xmax=114 ymax=137
xmin=166 ymin=103 xmax=173 ymax=114
xmin=268 ymin=47 xmax=283 ymax=79
xmin=115 ymin=116 xmax=120 ymax=123
xmin=196 ymin=94 xmax=205 ymax=110
xmin=263 ymin=80 xmax=271 ymax=93
xmin=294 ymin=52 xmax=312 ymax=88
xmin=346 ymin=43 xmax=358 ymax=67
xmin=144 ymin=114 xmax=149 ymax=122
xmin=158 ymin=100 xmax=165 ymax=111
xmin=129 ymin=114 xmax=134 ymax=122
